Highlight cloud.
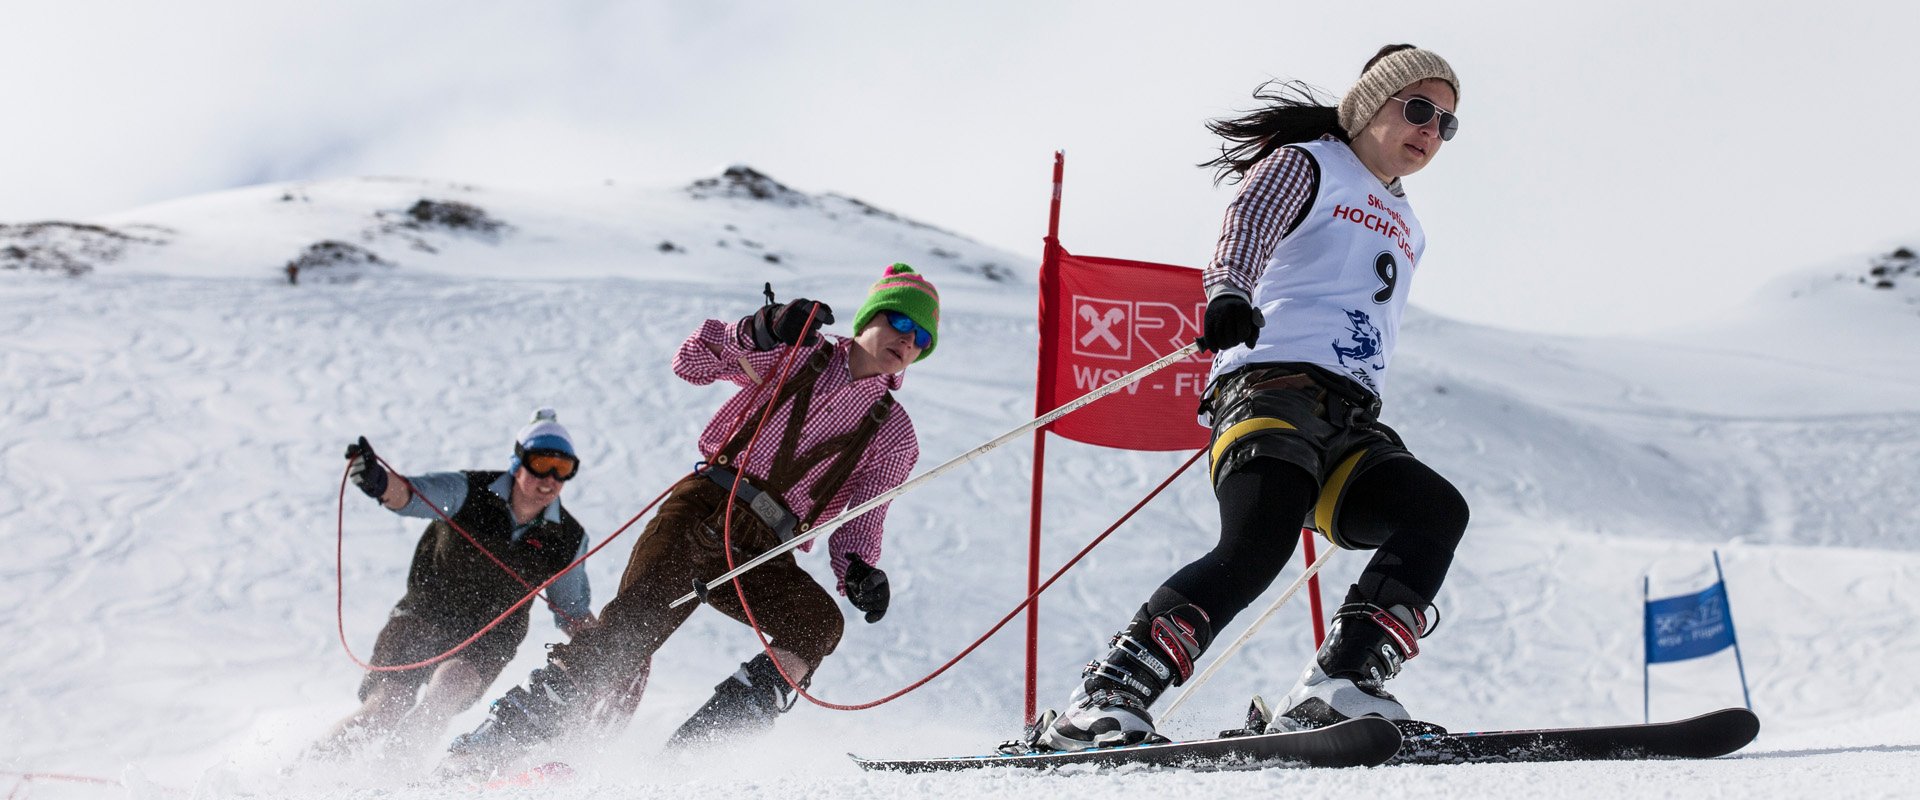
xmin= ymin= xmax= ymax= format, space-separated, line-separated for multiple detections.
xmin=6 ymin=0 xmax=1918 ymax=336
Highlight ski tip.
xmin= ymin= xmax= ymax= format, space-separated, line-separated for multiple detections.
xmin=1701 ymin=707 xmax=1762 ymax=755
xmin=849 ymin=753 xmax=923 ymax=773
xmin=1388 ymin=707 xmax=1763 ymax=765
xmin=1714 ymin=706 xmax=1761 ymax=726
xmin=849 ymin=752 xmax=910 ymax=771
xmin=1336 ymin=715 xmax=1407 ymax=735
xmin=1342 ymin=716 xmax=1410 ymax=763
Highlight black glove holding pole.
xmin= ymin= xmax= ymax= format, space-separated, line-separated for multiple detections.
xmin=345 ymin=436 xmax=389 ymax=500
xmin=1199 ymin=293 xmax=1263 ymax=352
xmin=746 ymin=299 xmax=835 ymax=350
xmin=843 ymin=554 xmax=890 ymax=624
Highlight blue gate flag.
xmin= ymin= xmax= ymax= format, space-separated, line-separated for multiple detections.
xmin=1643 ymin=550 xmax=1751 ymax=722
xmin=1644 ymin=580 xmax=1735 ymax=663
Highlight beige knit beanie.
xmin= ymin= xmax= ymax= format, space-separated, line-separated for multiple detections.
xmin=1337 ymin=48 xmax=1460 ymax=140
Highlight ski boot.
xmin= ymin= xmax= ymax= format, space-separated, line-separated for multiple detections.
xmin=1040 ymin=603 xmax=1212 ymax=752
xmin=438 ymin=654 xmax=585 ymax=778
xmin=1271 ymin=595 xmax=1435 ymax=732
xmin=665 ymin=653 xmax=803 ymax=749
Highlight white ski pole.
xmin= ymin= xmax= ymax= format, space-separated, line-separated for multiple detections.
xmin=669 ymin=340 xmax=1205 ymax=609
xmin=1158 ymin=543 xmax=1339 ymax=724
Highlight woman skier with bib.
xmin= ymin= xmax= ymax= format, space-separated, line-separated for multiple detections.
xmin=1043 ymin=45 xmax=1471 ymax=750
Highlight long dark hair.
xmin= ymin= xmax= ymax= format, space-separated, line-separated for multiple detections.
xmin=1200 ymin=44 xmax=1420 ymax=185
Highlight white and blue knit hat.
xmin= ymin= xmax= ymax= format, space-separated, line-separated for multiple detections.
xmin=514 ymin=407 xmax=575 ymax=456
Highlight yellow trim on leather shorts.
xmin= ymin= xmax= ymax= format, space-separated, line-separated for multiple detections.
xmin=1209 ymin=417 xmax=1297 ymax=479
xmin=1313 ymin=449 xmax=1368 ymax=544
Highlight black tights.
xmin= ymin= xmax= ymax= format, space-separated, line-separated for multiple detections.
xmin=1154 ymin=456 xmax=1468 ymax=632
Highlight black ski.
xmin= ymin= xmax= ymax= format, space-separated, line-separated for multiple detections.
xmin=851 ymin=715 xmax=1401 ymax=773
xmin=1390 ymin=707 xmax=1760 ymax=765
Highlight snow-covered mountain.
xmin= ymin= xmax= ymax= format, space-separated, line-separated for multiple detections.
xmin=3 ymin=170 xmax=1915 ymax=799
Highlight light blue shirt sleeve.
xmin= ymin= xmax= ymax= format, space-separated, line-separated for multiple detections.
xmin=395 ymin=471 xmax=471 ymax=519
xmin=547 ymin=535 xmax=592 ymax=628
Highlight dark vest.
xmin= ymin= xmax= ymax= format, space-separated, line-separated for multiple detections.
xmin=396 ymin=471 xmax=587 ymax=630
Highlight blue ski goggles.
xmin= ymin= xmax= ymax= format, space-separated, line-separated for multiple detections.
xmin=882 ymin=309 xmax=933 ymax=349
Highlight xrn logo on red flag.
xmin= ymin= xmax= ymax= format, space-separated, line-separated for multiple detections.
xmin=1072 ymin=298 xmax=1129 ymax=358
xmin=1040 ymin=252 xmax=1212 ymax=452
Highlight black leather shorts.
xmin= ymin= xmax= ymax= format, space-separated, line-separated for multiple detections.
xmin=1205 ymin=363 xmax=1412 ymax=548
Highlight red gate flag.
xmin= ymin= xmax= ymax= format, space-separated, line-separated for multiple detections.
xmin=1024 ymin=151 xmax=1322 ymax=727
xmin=1036 ymin=250 xmax=1211 ymax=451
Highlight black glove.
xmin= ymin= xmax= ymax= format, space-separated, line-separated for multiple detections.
xmin=344 ymin=436 xmax=389 ymax=500
xmin=843 ymin=554 xmax=890 ymax=624
xmin=746 ymin=299 xmax=834 ymax=350
xmin=1199 ymin=293 xmax=1263 ymax=352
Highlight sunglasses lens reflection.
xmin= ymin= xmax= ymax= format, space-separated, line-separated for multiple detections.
xmin=1403 ymin=97 xmax=1437 ymax=125
xmin=884 ymin=311 xmax=932 ymax=349
xmin=1399 ymin=97 xmax=1458 ymax=142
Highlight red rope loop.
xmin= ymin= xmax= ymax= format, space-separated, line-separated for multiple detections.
xmin=334 ymin=469 xmax=675 ymax=672
xmin=712 ymin=304 xmax=1204 ymax=709
xmin=332 ymin=313 xmax=803 ymax=673
xmin=332 ymin=305 xmax=1192 ymax=714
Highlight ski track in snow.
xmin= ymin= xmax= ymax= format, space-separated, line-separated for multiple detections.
xmin=4 ymin=180 xmax=1919 ymax=798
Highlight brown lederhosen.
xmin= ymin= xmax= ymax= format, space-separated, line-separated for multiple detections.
xmin=570 ymin=348 xmax=893 ymax=694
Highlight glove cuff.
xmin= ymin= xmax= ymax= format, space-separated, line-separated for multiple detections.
xmin=1205 ymin=285 xmax=1252 ymax=304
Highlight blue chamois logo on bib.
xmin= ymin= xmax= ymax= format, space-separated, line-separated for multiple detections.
xmin=1331 ymin=309 xmax=1385 ymax=370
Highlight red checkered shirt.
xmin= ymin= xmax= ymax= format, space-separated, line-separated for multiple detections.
xmin=672 ymin=318 xmax=918 ymax=591
xmin=1203 ymin=137 xmax=1405 ymax=298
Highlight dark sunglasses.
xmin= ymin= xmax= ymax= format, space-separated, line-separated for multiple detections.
xmin=881 ymin=309 xmax=933 ymax=349
xmin=517 ymin=447 xmax=579 ymax=481
xmin=1388 ymin=96 xmax=1459 ymax=141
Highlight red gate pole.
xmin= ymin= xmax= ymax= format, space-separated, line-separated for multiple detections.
xmin=1301 ymin=528 xmax=1327 ymax=646
xmin=1026 ymin=150 xmax=1067 ymax=726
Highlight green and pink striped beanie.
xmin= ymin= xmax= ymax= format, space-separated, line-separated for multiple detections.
xmin=852 ymin=262 xmax=940 ymax=361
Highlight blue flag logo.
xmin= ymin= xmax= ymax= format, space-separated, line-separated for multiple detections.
xmin=1644 ymin=581 xmax=1735 ymax=663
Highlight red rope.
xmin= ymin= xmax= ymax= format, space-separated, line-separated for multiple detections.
xmin=332 ymin=314 xmax=801 ymax=673
xmin=709 ymin=308 xmax=1204 ymax=709
xmin=2 ymin=770 xmax=122 ymax=800
xmin=331 ymin=304 xmax=1189 ymax=713
xmin=735 ymin=446 xmax=1203 ymax=711
xmin=334 ymin=470 xmax=675 ymax=672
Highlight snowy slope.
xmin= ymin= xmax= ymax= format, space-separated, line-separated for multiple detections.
xmin=2 ymin=172 xmax=1916 ymax=799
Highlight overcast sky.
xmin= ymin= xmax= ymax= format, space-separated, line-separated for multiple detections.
xmin=7 ymin=0 xmax=1916 ymax=335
